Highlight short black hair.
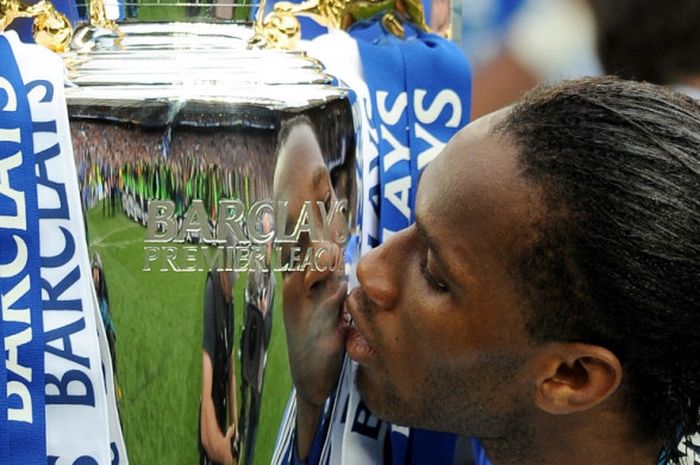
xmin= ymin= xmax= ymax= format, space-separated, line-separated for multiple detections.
xmin=274 ymin=114 xmax=319 ymax=269
xmin=589 ymin=0 xmax=700 ymax=84
xmin=276 ymin=114 xmax=317 ymax=162
xmin=497 ymin=77 xmax=700 ymax=463
xmin=274 ymin=114 xmax=319 ymax=206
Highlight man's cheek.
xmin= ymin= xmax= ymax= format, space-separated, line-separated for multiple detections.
xmin=379 ymin=334 xmax=414 ymax=374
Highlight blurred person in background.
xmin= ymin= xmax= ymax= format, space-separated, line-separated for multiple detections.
xmin=462 ymin=0 xmax=600 ymax=118
xmin=588 ymin=0 xmax=700 ymax=99
xmin=463 ymin=0 xmax=700 ymax=118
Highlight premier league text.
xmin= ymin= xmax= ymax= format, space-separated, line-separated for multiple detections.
xmin=143 ymin=199 xmax=348 ymax=272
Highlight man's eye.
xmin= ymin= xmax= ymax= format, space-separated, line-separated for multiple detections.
xmin=419 ymin=257 xmax=449 ymax=293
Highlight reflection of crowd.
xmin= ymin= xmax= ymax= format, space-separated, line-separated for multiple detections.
xmin=70 ymin=99 xmax=355 ymax=227
xmin=78 ymin=158 xmax=121 ymax=216
xmin=71 ymin=122 xmax=277 ymax=225
xmin=69 ymin=100 xmax=356 ymax=465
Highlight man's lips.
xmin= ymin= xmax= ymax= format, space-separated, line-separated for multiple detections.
xmin=344 ymin=288 xmax=377 ymax=364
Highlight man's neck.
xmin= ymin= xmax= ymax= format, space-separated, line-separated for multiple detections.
xmin=480 ymin=413 xmax=662 ymax=465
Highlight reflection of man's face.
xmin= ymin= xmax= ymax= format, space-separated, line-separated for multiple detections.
xmin=345 ymin=109 xmax=544 ymax=436
xmin=274 ymin=122 xmax=348 ymax=405
xmin=275 ymin=123 xmax=345 ymax=254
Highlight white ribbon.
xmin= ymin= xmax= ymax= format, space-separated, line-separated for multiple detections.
xmin=4 ymin=31 xmax=128 ymax=465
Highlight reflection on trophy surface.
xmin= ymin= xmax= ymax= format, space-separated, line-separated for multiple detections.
xmin=238 ymin=211 xmax=274 ymax=465
xmin=58 ymin=9 xmax=356 ymax=464
xmin=273 ymin=115 xmax=354 ymax=427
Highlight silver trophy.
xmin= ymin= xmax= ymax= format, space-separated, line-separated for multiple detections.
xmin=63 ymin=16 xmax=355 ymax=465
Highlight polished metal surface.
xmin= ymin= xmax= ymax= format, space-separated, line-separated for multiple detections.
xmin=63 ymin=22 xmax=348 ymax=123
xmin=68 ymin=22 xmax=355 ymax=463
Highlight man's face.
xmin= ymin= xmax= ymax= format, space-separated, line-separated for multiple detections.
xmin=275 ymin=124 xmax=344 ymax=244
xmin=274 ymin=123 xmax=348 ymax=404
xmin=346 ymin=110 xmax=545 ymax=437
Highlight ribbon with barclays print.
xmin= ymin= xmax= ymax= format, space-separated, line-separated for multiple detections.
xmin=0 ymin=33 xmax=47 ymax=465
xmin=16 ymin=32 xmax=112 ymax=464
xmin=3 ymin=30 xmax=129 ymax=464
xmin=349 ymin=18 xmax=471 ymax=242
xmin=0 ymin=292 xmax=7 ymax=465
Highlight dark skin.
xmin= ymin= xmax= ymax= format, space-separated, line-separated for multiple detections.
xmin=273 ymin=123 xmax=348 ymax=459
xmin=344 ymin=108 xmax=663 ymax=465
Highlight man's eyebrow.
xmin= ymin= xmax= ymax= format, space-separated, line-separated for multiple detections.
xmin=415 ymin=216 xmax=458 ymax=283
xmin=312 ymin=166 xmax=330 ymax=189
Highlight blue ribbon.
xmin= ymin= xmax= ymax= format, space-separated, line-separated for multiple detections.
xmin=0 ymin=34 xmax=47 ymax=465
xmin=354 ymin=31 xmax=411 ymax=242
xmin=0 ymin=292 xmax=7 ymax=465
xmin=350 ymin=17 xmax=471 ymax=242
xmin=7 ymin=0 xmax=79 ymax=43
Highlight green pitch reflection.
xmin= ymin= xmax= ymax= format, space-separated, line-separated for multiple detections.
xmin=86 ymin=203 xmax=291 ymax=465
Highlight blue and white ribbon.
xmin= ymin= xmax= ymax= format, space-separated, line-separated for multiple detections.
xmin=2 ymin=30 xmax=128 ymax=465
xmin=349 ymin=18 xmax=471 ymax=243
xmin=0 ymin=33 xmax=47 ymax=465
xmin=0 ymin=292 xmax=7 ymax=465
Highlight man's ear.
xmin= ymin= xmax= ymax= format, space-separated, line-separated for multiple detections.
xmin=532 ymin=343 xmax=622 ymax=415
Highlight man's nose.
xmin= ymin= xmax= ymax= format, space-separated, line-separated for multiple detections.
xmin=303 ymin=241 xmax=342 ymax=295
xmin=356 ymin=231 xmax=405 ymax=310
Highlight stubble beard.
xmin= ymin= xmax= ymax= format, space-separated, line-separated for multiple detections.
xmin=354 ymin=353 xmax=534 ymax=447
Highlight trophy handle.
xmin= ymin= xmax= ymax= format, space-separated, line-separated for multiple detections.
xmin=249 ymin=0 xmax=303 ymax=50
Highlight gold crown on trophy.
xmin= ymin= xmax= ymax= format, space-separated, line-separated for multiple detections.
xmin=250 ymin=0 xmax=430 ymax=49
xmin=0 ymin=0 xmax=433 ymax=52
xmin=0 ymin=0 xmax=73 ymax=51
